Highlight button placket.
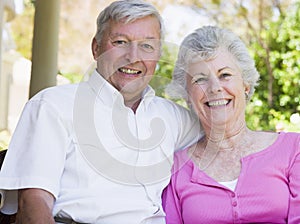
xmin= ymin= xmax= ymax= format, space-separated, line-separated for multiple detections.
xmin=229 ymin=191 xmax=240 ymax=223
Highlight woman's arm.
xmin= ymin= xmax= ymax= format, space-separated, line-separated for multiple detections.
xmin=16 ymin=188 xmax=55 ymax=224
xmin=288 ymin=150 xmax=300 ymax=223
xmin=162 ymin=178 xmax=183 ymax=224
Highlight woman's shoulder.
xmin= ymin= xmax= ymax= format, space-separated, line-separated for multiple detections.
xmin=174 ymin=148 xmax=189 ymax=161
xmin=259 ymin=131 xmax=300 ymax=157
xmin=173 ymin=148 xmax=193 ymax=171
xmin=280 ymin=131 xmax=300 ymax=138
xmin=253 ymin=131 xmax=299 ymax=148
xmin=277 ymin=131 xmax=300 ymax=147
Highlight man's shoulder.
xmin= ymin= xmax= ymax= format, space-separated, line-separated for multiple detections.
xmin=151 ymin=96 xmax=188 ymax=111
xmin=27 ymin=83 xmax=81 ymax=112
xmin=31 ymin=83 xmax=79 ymax=102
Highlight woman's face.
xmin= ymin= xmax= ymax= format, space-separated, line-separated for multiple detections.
xmin=186 ymin=50 xmax=250 ymax=129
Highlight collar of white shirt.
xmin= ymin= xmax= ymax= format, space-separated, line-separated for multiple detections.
xmin=87 ymin=70 xmax=155 ymax=110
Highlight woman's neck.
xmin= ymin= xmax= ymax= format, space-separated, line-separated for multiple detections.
xmin=203 ymin=122 xmax=251 ymax=151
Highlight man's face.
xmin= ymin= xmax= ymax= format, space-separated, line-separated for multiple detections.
xmin=92 ymin=16 xmax=161 ymax=97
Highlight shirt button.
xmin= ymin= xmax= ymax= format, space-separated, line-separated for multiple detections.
xmin=234 ymin=211 xmax=238 ymax=218
xmin=232 ymin=201 xmax=237 ymax=207
xmin=231 ymin=192 xmax=236 ymax=197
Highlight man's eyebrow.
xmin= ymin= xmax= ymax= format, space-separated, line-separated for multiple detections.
xmin=110 ymin=33 xmax=159 ymax=40
xmin=110 ymin=33 xmax=127 ymax=38
xmin=144 ymin=37 xmax=158 ymax=40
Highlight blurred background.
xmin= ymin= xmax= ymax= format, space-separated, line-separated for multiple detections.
xmin=0 ymin=0 xmax=300 ymax=150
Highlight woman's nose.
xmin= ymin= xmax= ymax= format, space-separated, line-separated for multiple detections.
xmin=208 ymin=76 xmax=222 ymax=93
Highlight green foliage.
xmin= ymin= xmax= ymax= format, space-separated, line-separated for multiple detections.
xmin=150 ymin=43 xmax=178 ymax=98
xmin=58 ymin=71 xmax=83 ymax=84
xmin=8 ymin=0 xmax=300 ymax=133
xmin=153 ymin=1 xmax=300 ymax=132
xmin=0 ymin=130 xmax=10 ymax=150
xmin=10 ymin=0 xmax=35 ymax=60
xmin=247 ymin=1 xmax=300 ymax=132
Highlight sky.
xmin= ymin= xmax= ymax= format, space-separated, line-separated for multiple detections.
xmin=162 ymin=4 xmax=213 ymax=45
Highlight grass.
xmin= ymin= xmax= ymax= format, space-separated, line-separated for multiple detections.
xmin=0 ymin=130 xmax=11 ymax=151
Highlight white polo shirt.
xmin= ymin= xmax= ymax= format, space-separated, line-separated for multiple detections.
xmin=0 ymin=70 xmax=201 ymax=224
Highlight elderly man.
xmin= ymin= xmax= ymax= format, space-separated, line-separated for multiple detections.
xmin=0 ymin=1 xmax=201 ymax=224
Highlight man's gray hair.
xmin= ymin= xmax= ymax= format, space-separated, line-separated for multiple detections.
xmin=94 ymin=0 xmax=164 ymax=43
xmin=168 ymin=26 xmax=260 ymax=101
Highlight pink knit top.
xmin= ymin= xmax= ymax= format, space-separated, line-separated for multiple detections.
xmin=163 ymin=132 xmax=300 ymax=223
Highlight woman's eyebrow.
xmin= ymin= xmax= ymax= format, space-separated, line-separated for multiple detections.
xmin=217 ymin=66 xmax=231 ymax=73
xmin=191 ymin=72 xmax=207 ymax=77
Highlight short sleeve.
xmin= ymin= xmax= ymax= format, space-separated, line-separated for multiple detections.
xmin=0 ymin=99 xmax=70 ymax=198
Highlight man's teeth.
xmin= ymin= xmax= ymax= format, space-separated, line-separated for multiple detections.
xmin=208 ymin=100 xmax=229 ymax=107
xmin=119 ymin=68 xmax=139 ymax=74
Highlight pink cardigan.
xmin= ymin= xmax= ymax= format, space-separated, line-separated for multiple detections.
xmin=163 ymin=132 xmax=300 ymax=223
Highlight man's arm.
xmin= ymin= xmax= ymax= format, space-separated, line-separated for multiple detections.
xmin=16 ymin=188 xmax=55 ymax=224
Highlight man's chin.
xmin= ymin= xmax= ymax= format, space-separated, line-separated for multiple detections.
xmin=120 ymin=83 xmax=146 ymax=95
xmin=118 ymin=76 xmax=151 ymax=92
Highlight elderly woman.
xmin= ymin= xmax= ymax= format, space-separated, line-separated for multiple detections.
xmin=162 ymin=26 xmax=300 ymax=223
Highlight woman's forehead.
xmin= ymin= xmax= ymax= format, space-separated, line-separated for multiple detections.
xmin=187 ymin=50 xmax=240 ymax=74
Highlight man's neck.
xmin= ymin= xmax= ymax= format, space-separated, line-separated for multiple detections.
xmin=124 ymin=98 xmax=142 ymax=113
xmin=121 ymin=88 xmax=146 ymax=113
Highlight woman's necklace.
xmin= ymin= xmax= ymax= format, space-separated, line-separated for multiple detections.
xmin=193 ymin=128 xmax=254 ymax=172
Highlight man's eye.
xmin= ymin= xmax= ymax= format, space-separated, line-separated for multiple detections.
xmin=139 ymin=43 xmax=155 ymax=52
xmin=112 ymin=40 xmax=128 ymax=47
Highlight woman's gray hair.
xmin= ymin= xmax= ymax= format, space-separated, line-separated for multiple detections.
xmin=168 ymin=26 xmax=260 ymax=101
xmin=94 ymin=0 xmax=164 ymax=43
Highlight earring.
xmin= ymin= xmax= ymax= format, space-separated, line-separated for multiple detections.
xmin=245 ymin=92 xmax=249 ymax=100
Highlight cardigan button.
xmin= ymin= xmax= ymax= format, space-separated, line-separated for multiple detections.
xmin=234 ymin=211 xmax=238 ymax=218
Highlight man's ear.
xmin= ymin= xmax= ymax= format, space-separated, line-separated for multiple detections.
xmin=91 ymin=38 xmax=100 ymax=59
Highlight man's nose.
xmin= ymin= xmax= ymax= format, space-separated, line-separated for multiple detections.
xmin=125 ymin=42 xmax=140 ymax=63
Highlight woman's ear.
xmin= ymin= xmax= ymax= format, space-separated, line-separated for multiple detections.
xmin=244 ymin=84 xmax=251 ymax=100
xmin=244 ymin=84 xmax=250 ymax=95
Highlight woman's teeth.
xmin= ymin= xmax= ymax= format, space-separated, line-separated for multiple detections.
xmin=207 ymin=100 xmax=229 ymax=107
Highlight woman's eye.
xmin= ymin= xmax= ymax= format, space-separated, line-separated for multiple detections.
xmin=220 ymin=73 xmax=232 ymax=79
xmin=195 ymin=78 xmax=206 ymax=83
xmin=192 ymin=77 xmax=207 ymax=84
